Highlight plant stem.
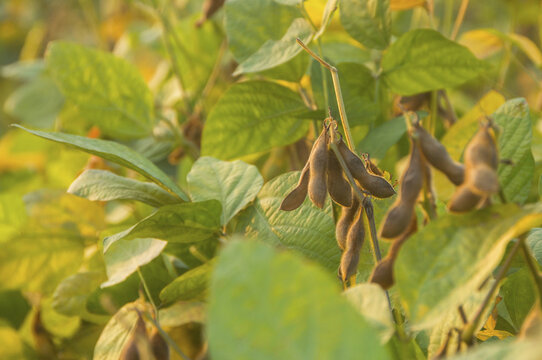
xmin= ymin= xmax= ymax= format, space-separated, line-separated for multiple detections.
xmin=520 ymin=236 xmax=542 ymax=308
xmin=451 ymin=0 xmax=470 ymax=40
xmin=137 ymin=268 xmax=158 ymax=320
xmin=462 ymin=238 xmax=521 ymax=344
xmin=297 ymin=39 xmax=354 ymax=150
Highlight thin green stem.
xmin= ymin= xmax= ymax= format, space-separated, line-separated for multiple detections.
xmin=297 ymin=39 xmax=354 ymax=150
xmin=462 ymin=238 xmax=522 ymax=344
xmin=520 ymin=236 xmax=542 ymax=307
xmin=137 ymin=268 xmax=158 ymax=320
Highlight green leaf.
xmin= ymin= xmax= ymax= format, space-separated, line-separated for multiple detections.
xmin=52 ymin=272 xmax=105 ymax=317
xmin=527 ymin=228 xmax=542 ymax=265
xmin=382 ymin=29 xmax=488 ymax=95
xmin=159 ymin=301 xmax=206 ymax=327
xmin=343 ymin=284 xmax=395 ymax=343
xmin=159 ymin=261 xmax=214 ymax=304
xmin=340 ymin=0 xmax=391 ymax=50
xmin=103 ymin=200 xmax=222 ymax=250
xmin=0 ymin=326 xmax=27 ymax=360
xmin=0 ymin=291 xmax=30 ymax=329
xmin=3 ymin=76 xmax=63 ymax=128
xmin=448 ymin=338 xmax=542 ymax=360
xmin=493 ymin=98 xmax=534 ymax=204
xmin=187 ymin=157 xmax=264 ymax=225
xmin=395 ymin=203 xmax=542 ymax=329
xmin=68 ymin=170 xmax=180 ymax=207
xmin=314 ymin=0 xmax=339 ymax=39
xmin=233 ymin=172 xmax=341 ymax=271
xmin=13 ymin=125 xmax=188 ymax=201
xmin=234 ymin=18 xmax=313 ymax=75
xmin=46 ymin=41 xmax=154 ymax=139
xmin=225 ymin=0 xmax=300 ymax=61
xmin=201 ymin=81 xmax=308 ymax=160
xmin=208 ymin=240 xmax=390 ymax=359
xmin=500 ymin=268 xmax=536 ymax=331
xmin=357 ymin=114 xmax=408 ymax=160
xmin=102 ymin=238 xmax=167 ymax=287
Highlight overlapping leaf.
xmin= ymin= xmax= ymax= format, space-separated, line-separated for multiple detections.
xmin=340 ymin=0 xmax=391 ymax=50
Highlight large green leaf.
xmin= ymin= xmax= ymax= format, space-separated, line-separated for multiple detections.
xmin=493 ymin=98 xmax=534 ymax=204
xmin=201 ymin=81 xmax=308 ymax=160
xmin=159 ymin=261 xmax=214 ymax=304
xmin=382 ymin=29 xmax=488 ymax=95
xmin=102 ymin=238 xmax=167 ymax=287
xmin=234 ymin=18 xmax=312 ymax=75
xmin=187 ymin=157 xmax=263 ymax=225
xmin=103 ymin=200 xmax=222 ymax=250
xmin=207 ymin=240 xmax=390 ymax=359
xmin=52 ymin=271 xmax=105 ymax=317
xmin=340 ymin=0 xmax=391 ymax=50
xmin=46 ymin=41 xmax=153 ymax=139
xmin=395 ymin=203 xmax=542 ymax=329
xmin=233 ymin=172 xmax=341 ymax=272
xmin=13 ymin=125 xmax=188 ymax=201
xmin=500 ymin=268 xmax=536 ymax=331
xmin=68 ymin=170 xmax=180 ymax=208
xmin=527 ymin=228 xmax=542 ymax=265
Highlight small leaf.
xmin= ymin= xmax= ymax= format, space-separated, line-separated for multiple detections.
xmin=208 ymin=240 xmax=390 ymax=359
xmin=395 ymin=203 xmax=542 ymax=329
xmin=459 ymin=29 xmax=504 ymax=59
xmin=103 ymin=200 xmax=222 ymax=250
xmin=201 ymin=81 xmax=308 ymax=160
xmin=527 ymin=228 xmax=542 ymax=265
xmin=340 ymin=0 xmax=391 ymax=50
xmin=314 ymin=0 xmax=339 ymax=39
xmin=159 ymin=301 xmax=206 ymax=327
xmin=13 ymin=125 xmax=188 ymax=201
xmin=500 ymin=268 xmax=536 ymax=331
xmin=382 ymin=29 xmax=488 ymax=95
xmin=343 ymin=284 xmax=395 ymax=343
xmin=68 ymin=170 xmax=180 ymax=207
xmin=233 ymin=172 xmax=341 ymax=271
xmin=46 ymin=41 xmax=154 ymax=139
xmin=234 ymin=18 xmax=313 ymax=75
xmin=52 ymin=272 xmax=105 ymax=317
xmin=102 ymin=238 xmax=167 ymax=288
xmin=493 ymin=98 xmax=534 ymax=204
xmin=187 ymin=157 xmax=263 ymax=225
xmin=159 ymin=261 xmax=214 ymax=304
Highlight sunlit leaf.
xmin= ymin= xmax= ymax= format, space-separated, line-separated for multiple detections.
xmin=187 ymin=157 xmax=263 ymax=225
xmin=340 ymin=0 xmax=391 ymax=50
xmin=159 ymin=261 xmax=214 ymax=304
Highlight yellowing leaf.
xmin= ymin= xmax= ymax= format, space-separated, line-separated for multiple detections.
xmin=459 ymin=29 xmax=504 ymax=59
xmin=390 ymin=0 xmax=426 ymax=11
xmin=508 ymin=33 xmax=542 ymax=67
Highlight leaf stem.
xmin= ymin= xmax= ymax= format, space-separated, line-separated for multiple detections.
xmin=137 ymin=268 xmax=158 ymax=320
xmin=462 ymin=238 xmax=522 ymax=344
xmin=451 ymin=0 xmax=470 ymax=40
xmin=297 ymin=39 xmax=354 ymax=150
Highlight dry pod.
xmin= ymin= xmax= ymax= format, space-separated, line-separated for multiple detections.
xmin=335 ymin=195 xmax=360 ymax=250
xmin=380 ymin=138 xmax=424 ymax=239
xmin=447 ymin=184 xmax=484 ymax=213
xmin=150 ymin=327 xmax=170 ymax=360
xmin=370 ymin=216 xmax=417 ymax=289
xmin=363 ymin=154 xmax=384 ymax=177
xmin=280 ymin=162 xmax=310 ymax=211
xmin=413 ymin=123 xmax=464 ymax=185
xmin=308 ymin=128 xmax=329 ymax=208
xmin=120 ymin=312 xmax=150 ymax=360
xmin=464 ymin=124 xmax=498 ymax=169
xmin=339 ymin=206 xmax=365 ymax=282
xmin=337 ymin=139 xmax=395 ymax=198
xmin=32 ymin=308 xmax=56 ymax=359
xmin=327 ymin=149 xmax=352 ymax=207
xmin=467 ymin=164 xmax=499 ymax=195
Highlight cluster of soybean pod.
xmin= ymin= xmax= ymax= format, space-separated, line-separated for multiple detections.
xmin=280 ymin=114 xmax=500 ymax=289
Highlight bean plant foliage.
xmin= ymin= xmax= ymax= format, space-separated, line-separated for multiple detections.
xmin=1 ymin=0 xmax=542 ymax=359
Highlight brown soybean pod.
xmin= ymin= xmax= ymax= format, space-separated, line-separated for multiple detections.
xmin=120 ymin=312 xmax=148 ymax=360
xmin=464 ymin=124 xmax=498 ymax=170
xmin=447 ymin=184 xmax=484 ymax=213
xmin=327 ymin=149 xmax=352 ymax=207
xmin=150 ymin=327 xmax=170 ymax=360
xmin=468 ymin=164 xmax=499 ymax=195
xmin=414 ymin=124 xmax=465 ymax=185
xmin=335 ymin=195 xmax=360 ymax=250
xmin=308 ymin=128 xmax=329 ymax=208
xmin=337 ymin=139 xmax=395 ymax=198
xmin=370 ymin=216 xmax=417 ymax=289
xmin=280 ymin=161 xmax=310 ymax=211
xmin=339 ymin=206 xmax=365 ymax=282
xmin=380 ymin=139 xmax=424 ymax=239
